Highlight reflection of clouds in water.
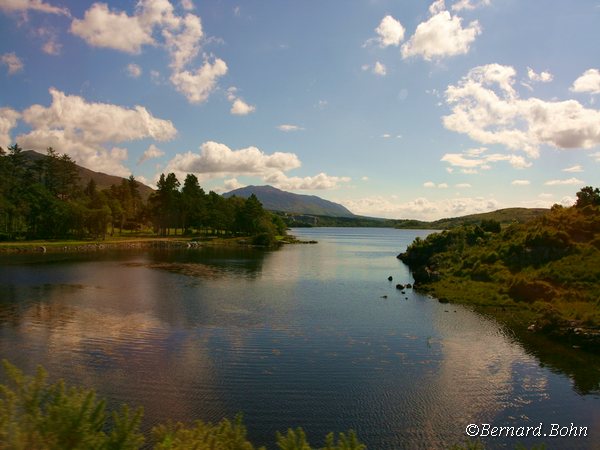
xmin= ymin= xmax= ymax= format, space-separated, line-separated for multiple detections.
xmin=422 ymin=307 xmax=551 ymax=444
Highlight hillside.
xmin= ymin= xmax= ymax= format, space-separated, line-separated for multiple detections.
xmin=22 ymin=150 xmax=154 ymax=200
xmin=398 ymin=191 xmax=600 ymax=353
xmin=395 ymin=207 xmax=549 ymax=230
xmin=224 ymin=185 xmax=356 ymax=217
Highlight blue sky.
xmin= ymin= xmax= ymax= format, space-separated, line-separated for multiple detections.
xmin=1 ymin=0 xmax=599 ymax=220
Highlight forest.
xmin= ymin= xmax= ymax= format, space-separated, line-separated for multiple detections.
xmin=399 ymin=186 xmax=600 ymax=352
xmin=0 ymin=145 xmax=286 ymax=245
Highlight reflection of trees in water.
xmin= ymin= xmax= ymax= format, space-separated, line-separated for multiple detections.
xmin=515 ymin=330 xmax=600 ymax=395
xmin=147 ymin=247 xmax=272 ymax=279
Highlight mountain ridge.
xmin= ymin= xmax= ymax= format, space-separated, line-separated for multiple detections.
xmin=223 ymin=185 xmax=356 ymax=218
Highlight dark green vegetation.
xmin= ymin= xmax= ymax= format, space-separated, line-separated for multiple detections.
xmin=224 ymin=185 xmax=356 ymax=218
xmin=0 ymin=360 xmax=364 ymax=449
xmin=398 ymin=187 xmax=600 ymax=353
xmin=0 ymin=145 xmax=285 ymax=246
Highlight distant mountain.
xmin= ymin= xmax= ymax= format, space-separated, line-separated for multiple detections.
xmin=22 ymin=150 xmax=154 ymax=200
xmin=223 ymin=185 xmax=356 ymax=217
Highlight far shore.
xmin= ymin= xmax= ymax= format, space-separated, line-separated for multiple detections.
xmin=0 ymin=234 xmax=313 ymax=254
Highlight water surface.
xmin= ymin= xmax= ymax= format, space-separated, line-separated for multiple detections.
xmin=0 ymin=228 xmax=598 ymax=449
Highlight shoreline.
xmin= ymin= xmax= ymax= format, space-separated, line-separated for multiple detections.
xmin=0 ymin=234 xmax=313 ymax=254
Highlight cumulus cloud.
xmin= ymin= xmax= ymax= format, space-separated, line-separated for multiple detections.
xmin=230 ymin=99 xmax=255 ymax=115
xmin=441 ymin=147 xmax=532 ymax=172
xmin=562 ymin=164 xmax=583 ymax=173
xmin=180 ymin=0 xmax=194 ymax=10
xmin=0 ymin=107 xmax=21 ymax=148
xmin=164 ymin=141 xmax=301 ymax=179
xmin=544 ymin=177 xmax=584 ymax=186
xmin=138 ymin=144 xmax=165 ymax=164
xmin=455 ymin=183 xmax=472 ymax=188
xmin=0 ymin=0 xmax=70 ymax=16
xmin=1 ymin=52 xmax=24 ymax=75
xmin=444 ymin=64 xmax=600 ymax=158
xmin=163 ymin=141 xmax=349 ymax=190
xmin=71 ymin=1 xmax=227 ymax=104
xmin=451 ymin=0 xmax=491 ymax=11
xmin=70 ymin=3 xmax=153 ymax=53
xmin=592 ymin=152 xmax=600 ymax=162
xmin=401 ymin=1 xmax=481 ymax=60
xmin=374 ymin=15 xmax=405 ymax=47
xmin=527 ymin=67 xmax=553 ymax=83
xmin=170 ymin=58 xmax=228 ymax=104
xmin=226 ymin=87 xmax=255 ymax=115
xmin=127 ymin=63 xmax=142 ymax=78
xmin=341 ymin=195 xmax=499 ymax=221
xmin=511 ymin=179 xmax=530 ymax=186
xmin=263 ymin=171 xmax=351 ymax=191
xmin=571 ymin=68 xmax=600 ymax=95
xmin=373 ymin=61 xmax=387 ymax=76
xmin=277 ymin=124 xmax=304 ymax=132
xmin=16 ymin=88 xmax=176 ymax=176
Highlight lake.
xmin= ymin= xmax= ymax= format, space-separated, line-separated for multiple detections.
xmin=0 ymin=228 xmax=598 ymax=449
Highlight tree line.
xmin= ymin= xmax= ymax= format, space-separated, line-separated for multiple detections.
xmin=0 ymin=144 xmax=286 ymax=244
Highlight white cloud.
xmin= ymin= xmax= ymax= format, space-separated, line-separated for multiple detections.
xmin=138 ymin=144 xmax=164 ymax=164
xmin=444 ymin=64 xmax=600 ymax=157
xmin=401 ymin=1 xmax=481 ymax=61
xmin=0 ymin=107 xmax=21 ymax=148
xmin=455 ymin=183 xmax=472 ymax=188
xmin=180 ymin=0 xmax=194 ymax=11
xmin=163 ymin=141 xmax=349 ymax=190
xmin=42 ymin=38 xmax=61 ymax=55
xmin=0 ymin=0 xmax=70 ymax=16
xmin=127 ymin=63 xmax=142 ymax=78
xmin=424 ymin=181 xmax=436 ymax=188
xmin=544 ymin=177 xmax=584 ymax=186
xmin=1 ymin=52 xmax=24 ymax=74
xmin=571 ymin=68 xmax=600 ymax=95
xmin=226 ymin=87 xmax=255 ymax=115
xmin=72 ymin=1 xmax=227 ymax=104
xmin=16 ymin=88 xmax=176 ymax=176
xmin=70 ymin=3 xmax=153 ymax=54
xmin=341 ymin=195 xmax=499 ymax=221
xmin=223 ymin=177 xmax=244 ymax=191
xmin=562 ymin=164 xmax=583 ymax=173
xmin=263 ymin=171 xmax=351 ymax=191
xmin=438 ymin=182 xmax=449 ymax=189
xmin=441 ymin=148 xmax=532 ymax=171
xmin=230 ymin=98 xmax=255 ymax=115
xmin=451 ymin=0 xmax=491 ymax=11
xmin=374 ymin=15 xmax=405 ymax=47
xmin=373 ymin=61 xmax=387 ymax=76
xmin=592 ymin=151 xmax=600 ymax=162
xmin=164 ymin=141 xmax=301 ymax=179
xmin=277 ymin=124 xmax=304 ymax=132
xmin=511 ymin=179 xmax=530 ymax=186
xmin=170 ymin=58 xmax=228 ymax=104
xmin=527 ymin=67 xmax=553 ymax=83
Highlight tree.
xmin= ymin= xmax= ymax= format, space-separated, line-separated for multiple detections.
xmin=181 ymin=174 xmax=206 ymax=233
xmin=575 ymin=186 xmax=600 ymax=208
xmin=150 ymin=173 xmax=181 ymax=235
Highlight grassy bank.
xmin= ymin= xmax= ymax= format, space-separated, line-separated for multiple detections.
xmin=398 ymin=199 xmax=600 ymax=353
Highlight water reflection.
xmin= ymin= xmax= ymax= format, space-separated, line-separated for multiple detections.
xmin=0 ymin=230 xmax=599 ymax=449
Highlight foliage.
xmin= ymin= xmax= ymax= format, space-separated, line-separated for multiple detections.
xmin=398 ymin=187 xmax=600 ymax=351
xmin=0 ymin=145 xmax=283 ymax=245
xmin=0 ymin=360 xmax=144 ymax=449
xmin=152 ymin=415 xmax=262 ymax=450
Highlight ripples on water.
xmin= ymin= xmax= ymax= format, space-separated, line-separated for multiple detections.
xmin=0 ymin=228 xmax=598 ymax=449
